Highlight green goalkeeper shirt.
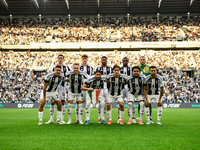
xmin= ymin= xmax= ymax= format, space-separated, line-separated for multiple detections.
xmin=138 ymin=64 xmax=150 ymax=76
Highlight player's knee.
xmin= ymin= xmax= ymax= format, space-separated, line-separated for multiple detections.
xmin=157 ymin=103 xmax=162 ymax=107
xmin=40 ymin=101 xmax=45 ymax=107
xmin=128 ymin=102 xmax=132 ymax=107
xmin=68 ymin=100 xmax=73 ymax=104
xmin=61 ymin=100 xmax=65 ymax=105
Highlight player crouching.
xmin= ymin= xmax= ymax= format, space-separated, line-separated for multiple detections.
xmin=38 ymin=65 xmax=67 ymax=125
xmin=126 ymin=66 xmax=146 ymax=125
xmin=106 ymin=65 xmax=127 ymax=125
xmin=81 ymin=70 xmax=107 ymax=125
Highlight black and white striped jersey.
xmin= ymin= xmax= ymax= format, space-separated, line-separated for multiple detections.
xmin=84 ymin=75 xmax=106 ymax=90
xmin=107 ymin=73 xmax=127 ymax=96
xmin=144 ymin=74 xmax=164 ymax=95
xmin=126 ymin=74 xmax=145 ymax=96
xmin=95 ymin=65 xmax=113 ymax=76
xmin=79 ymin=65 xmax=94 ymax=76
xmin=120 ymin=66 xmax=132 ymax=77
xmin=44 ymin=73 xmax=66 ymax=92
xmin=50 ymin=65 xmax=72 ymax=87
xmin=65 ymin=71 xmax=88 ymax=94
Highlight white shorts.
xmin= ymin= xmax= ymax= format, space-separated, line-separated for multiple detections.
xmin=103 ymin=88 xmax=108 ymax=100
xmin=148 ymin=95 xmax=160 ymax=103
xmin=107 ymin=93 xmax=123 ymax=103
xmin=57 ymin=86 xmax=66 ymax=101
xmin=68 ymin=91 xmax=83 ymax=102
xmin=40 ymin=91 xmax=60 ymax=101
xmin=128 ymin=92 xmax=143 ymax=102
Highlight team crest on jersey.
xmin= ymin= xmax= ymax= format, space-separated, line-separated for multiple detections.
xmin=94 ymin=81 xmax=96 ymax=84
xmin=132 ymin=78 xmax=135 ymax=82
xmin=53 ymin=78 xmax=55 ymax=80
xmin=72 ymin=75 xmax=75 ymax=78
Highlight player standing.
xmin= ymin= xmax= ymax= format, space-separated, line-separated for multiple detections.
xmin=38 ymin=65 xmax=66 ymax=125
xmin=74 ymin=54 xmax=94 ymax=124
xmin=143 ymin=66 xmax=164 ymax=125
xmin=106 ymin=65 xmax=127 ymax=125
xmin=138 ymin=56 xmax=153 ymax=123
xmin=65 ymin=63 xmax=88 ymax=124
xmin=126 ymin=66 xmax=145 ymax=125
xmin=46 ymin=54 xmax=72 ymax=124
xmin=95 ymin=56 xmax=113 ymax=123
xmin=118 ymin=57 xmax=132 ymax=123
xmin=81 ymin=70 xmax=107 ymax=125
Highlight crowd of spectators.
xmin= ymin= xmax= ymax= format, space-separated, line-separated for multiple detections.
xmin=0 ymin=50 xmax=200 ymax=103
xmin=0 ymin=17 xmax=200 ymax=45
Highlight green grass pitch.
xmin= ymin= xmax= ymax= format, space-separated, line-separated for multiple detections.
xmin=0 ymin=108 xmax=200 ymax=150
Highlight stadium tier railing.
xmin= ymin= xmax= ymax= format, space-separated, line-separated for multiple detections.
xmin=1 ymin=42 xmax=200 ymax=50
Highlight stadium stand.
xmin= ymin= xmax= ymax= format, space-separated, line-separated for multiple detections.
xmin=0 ymin=50 xmax=200 ymax=103
xmin=0 ymin=17 xmax=200 ymax=45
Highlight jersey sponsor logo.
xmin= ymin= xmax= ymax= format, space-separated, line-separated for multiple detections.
xmin=18 ymin=104 xmax=34 ymax=108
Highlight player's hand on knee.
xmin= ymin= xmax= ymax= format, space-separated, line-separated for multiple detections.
xmin=145 ymin=100 xmax=149 ymax=107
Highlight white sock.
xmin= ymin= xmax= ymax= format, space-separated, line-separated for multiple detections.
xmin=75 ymin=103 xmax=79 ymax=120
xmin=107 ymin=110 xmax=112 ymax=121
xmin=120 ymin=111 xmax=124 ymax=120
xmin=100 ymin=101 xmax=105 ymax=120
xmin=139 ymin=101 xmax=144 ymax=121
xmin=145 ymin=107 xmax=150 ymax=121
xmin=38 ymin=111 xmax=43 ymax=121
xmin=118 ymin=105 xmax=120 ymax=120
xmin=68 ymin=103 xmax=72 ymax=121
xmin=78 ymin=103 xmax=83 ymax=122
xmin=85 ymin=100 xmax=90 ymax=121
xmin=157 ymin=107 xmax=162 ymax=122
xmin=57 ymin=111 xmax=61 ymax=122
xmin=50 ymin=105 xmax=55 ymax=121
xmin=61 ymin=105 xmax=65 ymax=122
xmin=98 ymin=103 xmax=101 ymax=119
xmin=128 ymin=102 xmax=132 ymax=120
xmin=132 ymin=105 xmax=135 ymax=120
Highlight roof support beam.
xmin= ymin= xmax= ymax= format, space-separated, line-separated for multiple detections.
xmin=158 ymin=0 xmax=162 ymax=8
xmin=188 ymin=0 xmax=196 ymax=12
xmin=32 ymin=0 xmax=41 ymax=13
xmin=0 ymin=0 xmax=11 ymax=14
xmin=127 ymin=0 xmax=131 ymax=13
xmin=95 ymin=0 xmax=100 ymax=13
xmin=64 ymin=0 xmax=70 ymax=9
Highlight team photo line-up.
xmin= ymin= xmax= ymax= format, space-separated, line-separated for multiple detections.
xmin=38 ymin=54 xmax=164 ymax=125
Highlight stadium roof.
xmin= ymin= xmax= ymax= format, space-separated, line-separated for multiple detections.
xmin=0 ymin=0 xmax=200 ymax=16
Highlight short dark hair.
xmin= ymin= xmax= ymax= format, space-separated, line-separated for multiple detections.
xmin=73 ymin=63 xmax=79 ymax=66
xmin=55 ymin=65 xmax=62 ymax=69
xmin=113 ymin=64 xmax=120 ymax=70
xmin=58 ymin=54 xmax=64 ymax=59
xmin=150 ymin=66 xmax=157 ymax=70
xmin=122 ymin=57 xmax=129 ymax=61
xmin=95 ymin=70 xmax=102 ymax=74
xmin=81 ymin=54 xmax=88 ymax=58
xmin=101 ymin=56 xmax=107 ymax=60
xmin=132 ymin=66 xmax=141 ymax=72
